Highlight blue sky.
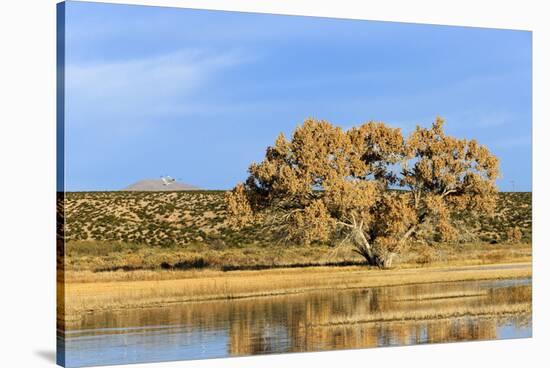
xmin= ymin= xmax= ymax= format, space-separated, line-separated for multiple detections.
xmin=63 ymin=1 xmax=532 ymax=191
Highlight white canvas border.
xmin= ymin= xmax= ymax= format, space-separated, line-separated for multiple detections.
xmin=0 ymin=1 xmax=547 ymax=367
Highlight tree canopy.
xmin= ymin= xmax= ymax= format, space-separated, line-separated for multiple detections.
xmin=226 ymin=117 xmax=499 ymax=268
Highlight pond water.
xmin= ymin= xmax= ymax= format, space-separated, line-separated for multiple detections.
xmin=60 ymin=278 xmax=532 ymax=367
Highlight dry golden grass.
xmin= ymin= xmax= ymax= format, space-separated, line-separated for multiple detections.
xmin=63 ymin=240 xmax=531 ymax=275
xmin=62 ymin=241 xmax=531 ymax=283
xmin=63 ymin=262 xmax=531 ymax=316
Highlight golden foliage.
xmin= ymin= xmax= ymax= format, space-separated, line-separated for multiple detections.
xmin=225 ymin=184 xmax=253 ymax=229
xmin=403 ymin=117 xmax=499 ymax=244
xmin=226 ymin=117 xmax=500 ymax=267
xmin=373 ymin=192 xmax=417 ymax=240
xmin=289 ymin=200 xmax=335 ymax=245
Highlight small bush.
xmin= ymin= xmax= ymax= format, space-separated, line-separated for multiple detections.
xmin=66 ymin=241 xmax=142 ymax=257
xmin=161 ymin=257 xmax=210 ymax=270
xmin=208 ymin=238 xmax=227 ymax=250
xmin=507 ymin=227 xmax=523 ymax=243
xmin=415 ymin=245 xmax=436 ymax=265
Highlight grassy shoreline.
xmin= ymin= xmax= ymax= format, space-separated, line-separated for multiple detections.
xmin=64 ymin=241 xmax=531 ymax=275
xmin=62 ymin=261 xmax=531 ymax=317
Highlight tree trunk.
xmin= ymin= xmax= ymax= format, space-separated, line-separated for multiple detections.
xmin=378 ymin=252 xmax=395 ymax=268
xmin=350 ymin=227 xmax=386 ymax=268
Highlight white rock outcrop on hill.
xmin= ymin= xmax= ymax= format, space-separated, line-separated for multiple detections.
xmin=123 ymin=179 xmax=200 ymax=191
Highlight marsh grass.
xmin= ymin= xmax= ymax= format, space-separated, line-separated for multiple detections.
xmin=63 ymin=240 xmax=531 ymax=276
xmin=63 ymin=262 xmax=531 ymax=316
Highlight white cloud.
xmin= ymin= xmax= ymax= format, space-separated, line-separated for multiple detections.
xmin=65 ymin=49 xmax=250 ymax=127
xmin=476 ymin=112 xmax=513 ymax=128
xmin=488 ymin=136 xmax=531 ymax=150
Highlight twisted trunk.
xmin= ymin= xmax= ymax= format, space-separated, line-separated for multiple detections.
xmin=349 ymin=226 xmax=394 ymax=268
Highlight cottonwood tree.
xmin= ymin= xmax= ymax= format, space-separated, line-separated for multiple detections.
xmin=226 ymin=118 xmax=499 ymax=268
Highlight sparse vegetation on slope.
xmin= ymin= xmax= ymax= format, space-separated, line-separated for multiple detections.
xmin=64 ymin=191 xmax=531 ymax=248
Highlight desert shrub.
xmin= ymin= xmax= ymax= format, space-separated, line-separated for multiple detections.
xmin=208 ymin=238 xmax=227 ymax=250
xmin=507 ymin=227 xmax=523 ymax=243
xmin=66 ymin=241 xmax=142 ymax=256
xmin=124 ymin=253 xmax=145 ymax=269
xmin=161 ymin=257 xmax=209 ymax=270
xmin=414 ymin=245 xmax=437 ymax=265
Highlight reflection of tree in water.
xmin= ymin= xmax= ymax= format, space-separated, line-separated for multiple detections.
xmin=230 ymin=319 xmax=289 ymax=355
xmin=226 ymin=283 xmax=530 ymax=355
xmin=73 ymin=280 xmax=531 ymax=356
xmin=425 ymin=318 xmax=496 ymax=343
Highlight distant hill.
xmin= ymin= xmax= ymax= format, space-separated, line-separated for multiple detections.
xmin=123 ymin=179 xmax=200 ymax=191
xmin=64 ymin=191 xmax=531 ymax=247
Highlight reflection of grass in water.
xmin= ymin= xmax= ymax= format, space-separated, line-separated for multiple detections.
xmin=318 ymin=285 xmax=531 ymax=327
xmin=394 ymin=290 xmax=488 ymax=301
xmin=65 ymin=282 xmax=531 ymax=356
xmin=308 ymin=313 xmax=531 ymax=350
xmin=63 ymin=264 xmax=531 ymax=316
xmin=318 ymin=303 xmax=531 ymax=326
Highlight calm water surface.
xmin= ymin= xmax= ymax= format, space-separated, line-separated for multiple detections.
xmin=61 ymin=278 xmax=532 ymax=367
